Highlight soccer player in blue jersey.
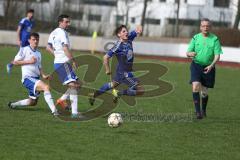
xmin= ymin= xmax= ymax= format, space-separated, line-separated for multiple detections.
xmin=89 ymin=25 xmax=144 ymax=105
xmin=7 ymin=9 xmax=35 ymax=74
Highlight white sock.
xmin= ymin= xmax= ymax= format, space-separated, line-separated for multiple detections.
xmin=70 ymin=89 xmax=78 ymax=114
xmin=44 ymin=91 xmax=57 ymax=113
xmin=60 ymin=88 xmax=71 ymax=100
xmin=11 ymin=99 xmax=30 ymax=107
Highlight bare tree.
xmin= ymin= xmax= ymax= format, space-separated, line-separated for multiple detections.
xmin=141 ymin=0 xmax=149 ymax=36
xmin=3 ymin=0 xmax=19 ymax=29
xmin=50 ymin=1 xmax=62 ymax=30
xmin=24 ymin=0 xmax=29 ymax=11
xmin=233 ymin=0 xmax=240 ymax=29
xmin=3 ymin=0 xmax=12 ymax=28
xmin=76 ymin=0 xmax=82 ymax=34
xmin=125 ymin=0 xmax=129 ymax=26
xmin=115 ymin=0 xmax=119 ymax=28
xmin=40 ymin=0 xmax=44 ymax=22
xmin=174 ymin=0 xmax=180 ymax=37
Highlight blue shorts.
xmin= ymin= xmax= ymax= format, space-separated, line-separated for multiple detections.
xmin=54 ymin=63 xmax=78 ymax=85
xmin=23 ymin=77 xmax=41 ymax=99
xmin=190 ymin=61 xmax=215 ymax=88
xmin=113 ymin=72 xmax=139 ymax=88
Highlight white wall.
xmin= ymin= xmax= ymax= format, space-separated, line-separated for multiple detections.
xmin=0 ymin=30 xmax=239 ymax=63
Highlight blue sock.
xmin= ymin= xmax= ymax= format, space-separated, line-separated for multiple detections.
xmin=127 ymin=89 xmax=137 ymax=96
xmin=120 ymin=89 xmax=136 ymax=96
xmin=193 ymin=92 xmax=200 ymax=113
xmin=119 ymin=90 xmax=128 ymax=96
xmin=95 ymin=83 xmax=111 ymax=97
xmin=202 ymin=96 xmax=208 ymax=112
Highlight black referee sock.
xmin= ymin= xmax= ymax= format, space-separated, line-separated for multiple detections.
xmin=202 ymin=95 xmax=208 ymax=112
xmin=192 ymin=92 xmax=201 ymax=113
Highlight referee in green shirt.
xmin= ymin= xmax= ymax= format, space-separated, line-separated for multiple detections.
xmin=186 ymin=18 xmax=223 ymax=119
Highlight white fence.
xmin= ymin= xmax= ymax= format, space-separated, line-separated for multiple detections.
xmin=0 ymin=30 xmax=239 ymax=63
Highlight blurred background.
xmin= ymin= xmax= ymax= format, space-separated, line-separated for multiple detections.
xmin=0 ymin=0 xmax=239 ymax=47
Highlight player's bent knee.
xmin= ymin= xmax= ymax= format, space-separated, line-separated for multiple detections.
xmin=74 ymin=83 xmax=81 ymax=89
xmin=201 ymin=92 xmax=208 ymax=98
xmin=68 ymin=82 xmax=81 ymax=89
xmin=192 ymin=88 xmax=199 ymax=92
xmin=136 ymin=85 xmax=144 ymax=95
xmin=192 ymin=84 xmax=200 ymax=92
xmin=111 ymin=82 xmax=118 ymax=88
xmin=43 ymin=84 xmax=50 ymax=91
xmin=29 ymin=99 xmax=37 ymax=106
xmin=201 ymin=89 xmax=208 ymax=97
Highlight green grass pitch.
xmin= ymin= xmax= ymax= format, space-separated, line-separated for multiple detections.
xmin=0 ymin=46 xmax=240 ymax=160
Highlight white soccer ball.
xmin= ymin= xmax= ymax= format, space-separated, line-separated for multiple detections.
xmin=108 ymin=113 xmax=123 ymax=128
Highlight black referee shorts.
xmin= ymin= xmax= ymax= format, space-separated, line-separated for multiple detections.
xmin=189 ymin=61 xmax=215 ymax=88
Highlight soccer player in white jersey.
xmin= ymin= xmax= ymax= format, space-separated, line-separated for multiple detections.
xmin=8 ymin=33 xmax=58 ymax=116
xmin=46 ymin=14 xmax=81 ymax=118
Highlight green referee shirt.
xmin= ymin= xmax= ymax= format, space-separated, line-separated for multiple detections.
xmin=187 ymin=33 xmax=223 ymax=66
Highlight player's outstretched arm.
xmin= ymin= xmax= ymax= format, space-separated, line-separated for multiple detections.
xmin=103 ymin=55 xmax=111 ymax=75
xmin=12 ymin=56 xmax=36 ymax=66
xmin=63 ymin=45 xmax=78 ymax=69
xmin=135 ymin=25 xmax=143 ymax=35
xmin=46 ymin=44 xmax=55 ymax=56
xmin=16 ymin=26 xmax=22 ymax=46
xmin=63 ymin=45 xmax=74 ymax=60
xmin=128 ymin=25 xmax=142 ymax=41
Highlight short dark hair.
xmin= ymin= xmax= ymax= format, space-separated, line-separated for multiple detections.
xmin=201 ymin=18 xmax=211 ymax=23
xmin=27 ymin=9 xmax=34 ymax=14
xmin=200 ymin=18 xmax=211 ymax=26
xmin=29 ymin=32 xmax=39 ymax=39
xmin=115 ymin=25 xmax=127 ymax=36
xmin=58 ymin=14 xmax=70 ymax=23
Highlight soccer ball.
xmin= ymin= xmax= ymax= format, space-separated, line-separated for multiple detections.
xmin=107 ymin=113 xmax=123 ymax=128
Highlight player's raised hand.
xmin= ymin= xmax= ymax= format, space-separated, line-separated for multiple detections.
xmin=136 ymin=25 xmax=143 ymax=34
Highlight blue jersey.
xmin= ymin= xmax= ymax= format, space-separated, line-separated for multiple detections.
xmin=19 ymin=18 xmax=34 ymax=47
xmin=107 ymin=31 xmax=137 ymax=73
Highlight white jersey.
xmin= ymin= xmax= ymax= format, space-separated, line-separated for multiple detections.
xmin=48 ymin=27 xmax=70 ymax=63
xmin=14 ymin=46 xmax=42 ymax=82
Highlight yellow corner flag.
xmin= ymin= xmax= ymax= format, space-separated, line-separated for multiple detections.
xmin=91 ymin=31 xmax=98 ymax=54
xmin=92 ymin=31 xmax=98 ymax=39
